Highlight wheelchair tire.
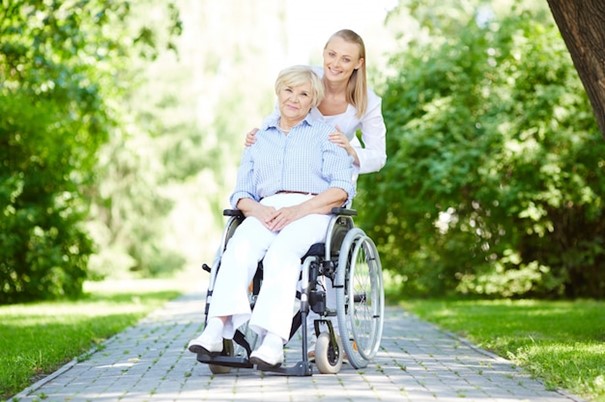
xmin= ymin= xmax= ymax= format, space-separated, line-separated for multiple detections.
xmin=335 ymin=228 xmax=385 ymax=369
xmin=314 ymin=332 xmax=343 ymax=374
xmin=208 ymin=339 xmax=235 ymax=374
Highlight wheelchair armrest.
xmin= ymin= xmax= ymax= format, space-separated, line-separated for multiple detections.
xmin=223 ymin=209 xmax=244 ymax=217
xmin=331 ymin=207 xmax=357 ymax=216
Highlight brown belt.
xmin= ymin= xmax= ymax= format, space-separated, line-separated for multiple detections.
xmin=276 ymin=190 xmax=318 ymax=196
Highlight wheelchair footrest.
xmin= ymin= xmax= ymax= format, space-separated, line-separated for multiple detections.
xmin=257 ymin=360 xmax=313 ymax=376
xmin=196 ymin=353 xmax=254 ymax=369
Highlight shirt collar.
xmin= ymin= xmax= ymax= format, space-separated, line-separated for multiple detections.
xmin=261 ymin=113 xmax=318 ymax=131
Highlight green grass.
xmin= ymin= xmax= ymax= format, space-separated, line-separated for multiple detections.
xmin=0 ymin=279 xmax=184 ymax=400
xmin=400 ymin=299 xmax=605 ymax=402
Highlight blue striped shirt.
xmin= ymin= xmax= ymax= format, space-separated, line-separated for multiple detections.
xmin=230 ymin=114 xmax=355 ymax=208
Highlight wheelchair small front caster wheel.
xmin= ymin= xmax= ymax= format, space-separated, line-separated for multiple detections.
xmin=314 ymin=332 xmax=343 ymax=374
xmin=209 ymin=339 xmax=234 ymax=374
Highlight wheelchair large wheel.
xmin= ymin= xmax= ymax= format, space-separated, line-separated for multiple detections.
xmin=206 ymin=212 xmax=251 ymax=374
xmin=206 ymin=214 xmax=244 ymax=296
xmin=335 ymin=228 xmax=384 ymax=369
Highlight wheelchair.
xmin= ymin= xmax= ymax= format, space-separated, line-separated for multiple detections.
xmin=196 ymin=207 xmax=384 ymax=375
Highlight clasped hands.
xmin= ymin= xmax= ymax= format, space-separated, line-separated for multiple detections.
xmin=248 ymin=204 xmax=306 ymax=232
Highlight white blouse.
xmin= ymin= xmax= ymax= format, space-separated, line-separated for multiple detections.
xmin=310 ymin=66 xmax=387 ymax=176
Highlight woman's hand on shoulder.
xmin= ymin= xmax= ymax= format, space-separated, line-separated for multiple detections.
xmin=328 ymin=129 xmax=351 ymax=150
xmin=244 ymin=128 xmax=259 ymax=147
xmin=329 ymin=126 xmax=358 ymax=163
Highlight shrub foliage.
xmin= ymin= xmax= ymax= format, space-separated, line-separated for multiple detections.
xmin=357 ymin=2 xmax=605 ymax=298
xmin=0 ymin=1 xmax=178 ymax=302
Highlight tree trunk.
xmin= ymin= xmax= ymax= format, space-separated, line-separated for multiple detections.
xmin=546 ymin=0 xmax=605 ymax=138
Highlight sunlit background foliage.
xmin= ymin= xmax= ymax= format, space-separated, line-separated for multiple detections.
xmin=1 ymin=0 xmax=604 ymax=303
xmin=357 ymin=0 xmax=605 ymax=299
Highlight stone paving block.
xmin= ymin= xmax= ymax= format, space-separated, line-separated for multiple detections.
xmin=8 ymin=292 xmax=588 ymax=402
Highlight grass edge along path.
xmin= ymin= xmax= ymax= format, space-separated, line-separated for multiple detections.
xmin=0 ymin=278 xmax=191 ymax=400
xmin=401 ymin=299 xmax=605 ymax=402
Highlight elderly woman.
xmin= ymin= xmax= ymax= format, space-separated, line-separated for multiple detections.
xmin=187 ymin=65 xmax=355 ymax=369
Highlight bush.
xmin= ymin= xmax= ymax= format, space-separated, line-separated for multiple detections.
xmin=0 ymin=1 xmax=180 ymax=302
xmin=358 ymin=2 xmax=605 ymax=298
xmin=0 ymin=84 xmax=98 ymax=302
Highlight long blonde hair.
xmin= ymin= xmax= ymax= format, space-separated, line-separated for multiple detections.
xmin=324 ymin=29 xmax=368 ymax=118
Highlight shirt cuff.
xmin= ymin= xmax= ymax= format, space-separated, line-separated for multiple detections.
xmin=330 ymin=182 xmax=356 ymax=205
xmin=229 ymin=192 xmax=254 ymax=209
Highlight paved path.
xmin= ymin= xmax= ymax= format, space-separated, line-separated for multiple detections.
xmin=10 ymin=292 xmax=585 ymax=402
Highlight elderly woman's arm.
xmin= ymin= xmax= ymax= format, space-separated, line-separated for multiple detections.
xmin=264 ymin=188 xmax=347 ymax=232
xmin=235 ymin=187 xmax=346 ymax=232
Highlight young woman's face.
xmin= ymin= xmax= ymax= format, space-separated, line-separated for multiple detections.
xmin=322 ymin=36 xmax=364 ymax=83
xmin=278 ymin=81 xmax=314 ymax=122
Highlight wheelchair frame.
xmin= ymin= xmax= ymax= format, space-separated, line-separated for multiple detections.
xmin=196 ymin=207 xmax=384 ymax=376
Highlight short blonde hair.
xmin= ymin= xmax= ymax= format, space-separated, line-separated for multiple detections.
xmin=275 ymin=65 xmax=324 ymax=108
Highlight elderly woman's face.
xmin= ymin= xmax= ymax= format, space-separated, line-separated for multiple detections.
xmin=278 ymin=81 xmax=314 ymax=122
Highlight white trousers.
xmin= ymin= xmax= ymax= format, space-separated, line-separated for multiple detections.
xmin=208 ymin=193 xmax=331 ymax=342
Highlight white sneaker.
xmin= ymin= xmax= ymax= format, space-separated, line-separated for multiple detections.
xmin=187 ymin=332 xmax=223 ymax=355
xmin=250 ymin=333 xmax=284 ymax=369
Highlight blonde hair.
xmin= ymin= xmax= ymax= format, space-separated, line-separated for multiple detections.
xmin=275 ymin=65 xmax=325 ymax=108
xmin=324 ymin=29 xmax=368 ymax=118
